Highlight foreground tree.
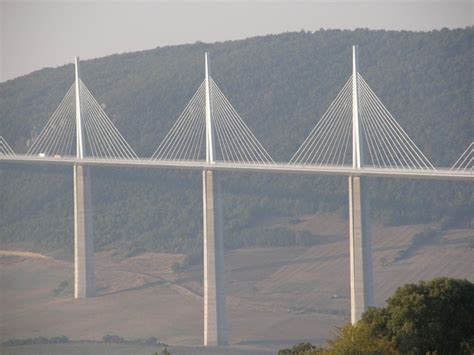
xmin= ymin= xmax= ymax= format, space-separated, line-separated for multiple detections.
xmin=278 ymin=342 xmax=321 ymax=355
xmin=325 ymin=323 xmax=397 ymax=354
xmin=362 ymin=277 xmax=474 ymax=354
xmin=278 ymin=278 xmax=474 ymax=354
xmin=278 ymin=327 xmax=395 ymax=355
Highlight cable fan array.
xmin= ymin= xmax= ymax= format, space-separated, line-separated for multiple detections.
xmin=0 ymin=136 xmax=15 ymax=156
xmin=27 ymin=80 xmax=138 ymax=160
xmin=27 ymin=85 xmax=76 ymax=157
xmin=152 ymin=81 xmax=206 ymax=161
xmin=357 ymin=74 xmax=434 ymax=170
xmin=6 ymin=61 xmax=468 ymax=172
xmin=291 ymin=73 xmax=435 ymax=170
xmin=290 ymin=78 xmax=353 ymax=166
xmin=451 ymin=142 xmax=473 ymax=172
xmin=152 ymin=77 xmax=274 ymax=165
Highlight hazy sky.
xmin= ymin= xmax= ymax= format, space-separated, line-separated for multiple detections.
xmin=1 ymin=1 xmax=472 ymax=82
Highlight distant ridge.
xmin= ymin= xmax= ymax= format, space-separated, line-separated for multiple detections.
xmin=0 ymin=28 xmax=472 ymax=253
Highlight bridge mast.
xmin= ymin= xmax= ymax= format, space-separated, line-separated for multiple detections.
xmin=75 ymin=57 xmax=84 ymax=159
xmin=348 ymin=46 xmax=373 ymax=324
xmin=73 ymin=57 xmax=95 ymax=298
xmin=352 ymin=46 xmax=362 ymax=169
xmin=202 ymin=52 xmax=228 ymax=345
xmin=204 ymin=53 xmax=215 ymax=164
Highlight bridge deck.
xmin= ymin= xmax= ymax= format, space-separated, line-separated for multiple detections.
xmin=0 ymin=155 xmax=472 ymax=181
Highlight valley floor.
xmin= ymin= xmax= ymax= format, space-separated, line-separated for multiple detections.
xmin=0 ymin=214 xmax=472 ymax=353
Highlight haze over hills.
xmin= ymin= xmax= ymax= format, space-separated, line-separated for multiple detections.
xmin=0 ymin=28 xmax=472 ymax=257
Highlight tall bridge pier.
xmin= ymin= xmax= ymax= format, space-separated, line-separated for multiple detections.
xmin=349 ymin=46 xmax=373 ymax=323
xmin=202 ymin=53 xmax=228 ymax=345
xmin=73 ymin=164 xmax=95 ymax=298
xmin=348 ymin=175 xmax=373 ymax=322
xmin=203 ymin=169 xmax=227 ymax=345
xmin=73 ymin=57 xmax=95 ymax=298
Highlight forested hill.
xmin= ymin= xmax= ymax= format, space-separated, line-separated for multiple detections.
xmin=0 ymin=28 xmax=472 ymax=255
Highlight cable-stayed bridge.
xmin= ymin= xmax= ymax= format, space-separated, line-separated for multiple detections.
xmin=1 ymin=58 xmax=471 ymax=179
xmin=0 ymin=47 xmax=472 ymax=346
xmin=0 ymin=155 xmax=471 ymax=180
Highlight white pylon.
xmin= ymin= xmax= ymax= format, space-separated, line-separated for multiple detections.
xmin=74 ymin=57 xmax=84 ymax=159
xmin=352 ymin=46 xmax=363 ymax=169
xmin=204 ymin=52 xmax=215 ymax=164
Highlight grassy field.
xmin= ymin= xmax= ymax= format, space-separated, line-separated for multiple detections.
xmin=0 ymin=343 xmax=274 ymax=355
xmin=1 ymin=343 xmax=161 ymax=355
xmin=1 ymin=213 xmax=472 ymax=352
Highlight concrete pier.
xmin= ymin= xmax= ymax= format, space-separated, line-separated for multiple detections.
xmin=203 ymin=169 xmax=228 ymax=346
xmin=74 ymin=164 xmax=95 ymax=298
xmin=348 ymin=175 xmax=373 ymax=323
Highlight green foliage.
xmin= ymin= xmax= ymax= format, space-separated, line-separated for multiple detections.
xmin=280 ymin=278 xmax=474 ymax=354
xmin=171 ymin=261 xmax=181 ymax=274
xmin=325 ymin=323 xmax=398 ymax=354
xmin=101 ymin=334 xmax=166 ymax=347
xmin=278 ymin=342 xmax=321 ymax=355
xmin=228 ymin=227 xmax=320 ymax=249
xmin=278 ymin=327 xmax=396 ymax=355
xmin=154 ymin=346 xmax=171 ymax=355
xmin=2 ymin=336 xmax=69 ymax=347
xmin=0 ymin=29 xmax=472 ymax=255
xmin=102 ymin=334 xmax=124 ymax=343
xmin=144 ymin=337 xmax=158 ymax=345
xmin=361 ymin=278 xmax=474 ymax=354
xmin=53 ymin=280 xmax=69 ymax=296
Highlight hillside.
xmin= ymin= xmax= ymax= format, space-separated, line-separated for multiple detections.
xmin=1 ymin=214 xmax=472 ymax=352
xmin=0 ymin=28 xmax=473 ymax=254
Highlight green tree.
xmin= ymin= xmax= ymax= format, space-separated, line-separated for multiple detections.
xmin=277 ymin=327 xmax=395 ymax=354
xmin=325 ymin=323 xmax=397 ymax=354
xmin=278 ymin=342 xmax=321 ymax=355
xmin=361 ymin=277 xmax=474 ymax=354
xmin=153 ymin=347 xmax=170 ymax=355
xmin=171 ymin=261 xmax=181 ymax=280
xmin=279 ymin=278 xmax=474 ymax=355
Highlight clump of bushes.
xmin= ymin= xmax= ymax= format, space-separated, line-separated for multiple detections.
xmin=53 ymin=280 xmax=69 ymax=295
xmin=102 ymin=334 xmax=125 ymax=343
xmin=2 ymin=334 xmax=167 ymax=347
xmin=2 ymin=335 xmax=69 ymax=346
xmin=102 ymin=334 xmax=166 ymax=346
